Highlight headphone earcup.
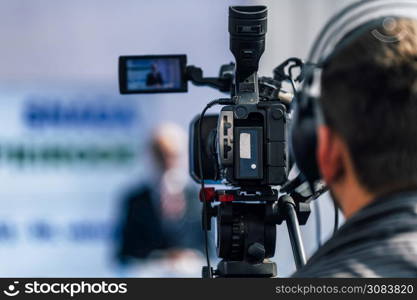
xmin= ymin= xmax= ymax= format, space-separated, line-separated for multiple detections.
xmin=290 ymin=95 xmax=320 ymax=185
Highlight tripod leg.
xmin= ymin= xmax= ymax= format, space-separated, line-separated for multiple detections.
xmin=281 ymin=195 xmax=307 ymax=270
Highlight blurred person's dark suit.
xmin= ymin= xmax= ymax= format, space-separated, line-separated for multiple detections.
xmin=115 ymin=123 xmax=203 ymax=264
xmin=146 ymin=64 xmax=164 ymax=87
xmin=116 ymin=181 xmax=202 ymax=263
xmin=118 ymin=184 xmax=165 ymax=260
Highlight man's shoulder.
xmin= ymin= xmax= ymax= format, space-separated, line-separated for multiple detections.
xmin=293 ymin=232 xmax=417 ymax=277
xmin=293 ymin=191 xmax=417 ymax=278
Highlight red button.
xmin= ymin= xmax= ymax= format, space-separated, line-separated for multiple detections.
xmin=218 ymin=194 xmax=235 ymax=202
xmin=199 ymin=187 xmax=216 ymax=202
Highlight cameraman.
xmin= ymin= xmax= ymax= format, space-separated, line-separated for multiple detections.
xmin=293 ymin=18 xmax=417 ymax=277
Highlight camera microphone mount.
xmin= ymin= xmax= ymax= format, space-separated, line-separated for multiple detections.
xmin=185 ymin=65 xmax=234 ymax=93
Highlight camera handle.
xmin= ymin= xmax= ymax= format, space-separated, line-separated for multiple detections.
xmin=186 ymin=64 xmax=296 ymax=105
xmin=185 ymin=65 xmax=233 ymax=93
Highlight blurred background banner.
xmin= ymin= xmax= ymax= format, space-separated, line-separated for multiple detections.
xmin=0 ymin=86 xmax=143 ymax=276
xmin=0 ymin=0 xmax=352 ymax=277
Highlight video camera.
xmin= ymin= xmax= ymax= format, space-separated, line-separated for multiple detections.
xmin=118 ymin=5 xmax=321 ymax=278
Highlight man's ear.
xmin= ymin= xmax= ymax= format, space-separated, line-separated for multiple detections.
xmin=317 ymin=125 xmax=344 ymax=184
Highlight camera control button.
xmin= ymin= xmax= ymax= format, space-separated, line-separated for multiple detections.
xmin=235 ymin=106 xmax=248 ymax=118
xmin=271 ymin=108 xmax=284 ymax=120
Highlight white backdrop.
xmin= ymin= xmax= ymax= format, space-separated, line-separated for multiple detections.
xmin=0 ymin=0 xmax=353 ymax=277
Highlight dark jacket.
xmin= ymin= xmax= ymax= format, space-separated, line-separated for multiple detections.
xmin=115 ymin=183 xmax=203 ymax=263
xmin=293 ymin=190 xmax=417 ymax=277
xmin=146 ymin=72 xmax=163 ymax=86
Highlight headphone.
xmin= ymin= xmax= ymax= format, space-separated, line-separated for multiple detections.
xmin=290 ymin=0 xmax=417 ymax=187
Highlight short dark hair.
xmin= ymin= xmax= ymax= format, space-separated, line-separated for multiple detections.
xmin=321 ymin=17 xmax=417 ymax=195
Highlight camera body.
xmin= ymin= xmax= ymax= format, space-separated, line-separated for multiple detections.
xmin=189 ymin=101 xmax=288 ymax=188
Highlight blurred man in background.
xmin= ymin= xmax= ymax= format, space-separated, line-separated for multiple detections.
xmin=116 ymin=123 xmax=204 ymax=276
xmin=146 ymin=64 xmax=164 ymax=87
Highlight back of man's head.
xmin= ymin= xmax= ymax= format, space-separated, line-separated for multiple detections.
xmin=321 ymin=17 xmax=417 ymax=195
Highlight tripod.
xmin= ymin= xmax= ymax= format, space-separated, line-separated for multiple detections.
xmin=201 ymin=187 xmax=311 ymax=278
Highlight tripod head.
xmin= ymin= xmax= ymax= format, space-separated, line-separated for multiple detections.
xmin=199 ymin=176 xmax=323 ymax=278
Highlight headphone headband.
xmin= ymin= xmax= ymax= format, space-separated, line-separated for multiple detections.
xmin=301 ymin=0 xmax=417 ymax=107
xmin=308 ymin=0 xmax=417 ymax=65
xmin=291 ymin=0 xmax=417 ymax=186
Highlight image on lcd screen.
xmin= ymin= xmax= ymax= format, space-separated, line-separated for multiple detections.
xmin=126 ymin=58 xmax=183 ymax=92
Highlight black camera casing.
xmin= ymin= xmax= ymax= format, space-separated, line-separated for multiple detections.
xmin=189 ymin=101 xmax=288 ymax=187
